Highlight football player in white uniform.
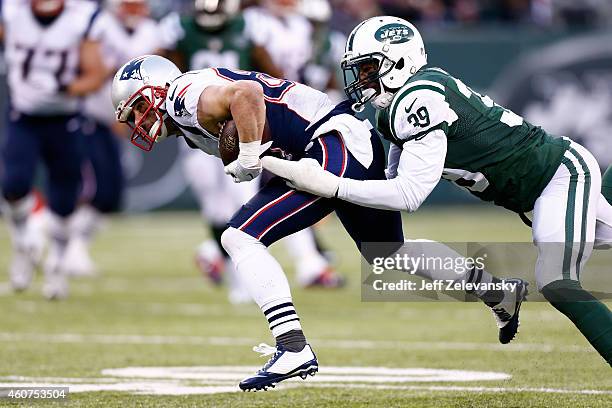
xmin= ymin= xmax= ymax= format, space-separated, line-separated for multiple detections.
xmin=159 ymin=0 xmax=342 ymax=297
xmin=1 ymin=0 xmax=107 ymax=299
xmin=65 ymin=0 xmax=162 ymax=277
xmin=262 ymin=17 xmax=612 ymax=366
xmin=243 ymin=0 xmax=312 ymax=82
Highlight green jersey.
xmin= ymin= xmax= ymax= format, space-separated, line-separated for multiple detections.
xmin=376 ymin=67 xmax=570 ymax=213
xmin=176 ymin=15 xmax=253 ymax=71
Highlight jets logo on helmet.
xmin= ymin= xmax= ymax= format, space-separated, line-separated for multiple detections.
xmin=342 ymin=16 xmax=427 ymax=111
xmin=374 ymin=23 xmax=414 ymax=44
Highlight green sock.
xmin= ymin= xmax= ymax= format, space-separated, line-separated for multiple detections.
xmin=603 ymin=165 xmax=612 ymax=205
xmin=542 ymin=280 xmax=612 ymax=367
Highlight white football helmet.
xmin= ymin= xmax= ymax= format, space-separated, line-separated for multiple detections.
xmin=194 ymin=0 xmax=241 ymax=30
xmin=342 ymin=16 xmax=427 ymax=111
xmin=111 ymin=55 xmax=182 ymax=151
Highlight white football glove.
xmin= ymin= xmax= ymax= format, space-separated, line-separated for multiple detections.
xmin=261 ymin=156 xmax=340 ymax=198
xmin=224 ymin=141 xmax=263 ymax=183
xmin=224 ymin=158 xmax=262 ymax=183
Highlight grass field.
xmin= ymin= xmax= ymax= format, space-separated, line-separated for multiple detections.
xmin=0 ymin=206 xmax=611 ymax=407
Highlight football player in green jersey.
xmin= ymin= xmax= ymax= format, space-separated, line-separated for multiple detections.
xmin=262 ymin=16 xmax=612 ymax=366
xmin=162 ymin=0 xmax=281 ymax=75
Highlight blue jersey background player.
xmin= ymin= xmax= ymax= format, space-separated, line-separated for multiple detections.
xmin=111 ymin=55 xmax=404 ymax=391
xmin=66 ymin=0 xmax=163 ymax=277
xmin=1 ymin=0 xmax=107 ymax=299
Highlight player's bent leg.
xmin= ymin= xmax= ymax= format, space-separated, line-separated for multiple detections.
xmin=221 ymin=227 xmax=319 ymax=391
xmin=65 ymin=205 xmax=100 ymax=277
xmin=43 ymin=212 xmax=71 ymax=300
xmin=1 ymin=113 xmax=45 ymax=291
xmin=223 ymin=179 xmax=335 ymax=391
xmin=64 ymin=122 xmax=122 ymax=278
xmin=1 ymin=195 xmax=38 ymax=291
xmin=398 ymin=239 xmax=528 ymax=344
xmin=542 ymin=280 xmax=612 ymax=367
xmin=40 ymin=116 xmax=85 ymax=300
xmin=534 ymin=143 xmax=612 ymax=366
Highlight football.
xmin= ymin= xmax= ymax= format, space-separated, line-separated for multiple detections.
xmin=218 ymin=119 xmax=272 ymax=165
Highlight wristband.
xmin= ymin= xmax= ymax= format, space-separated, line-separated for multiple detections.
xmin=238 ymin=140 xmax=261 ymax=168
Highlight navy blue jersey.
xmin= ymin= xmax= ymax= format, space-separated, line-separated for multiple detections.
xmin=165 ymin=67 xmax=336 ymax=158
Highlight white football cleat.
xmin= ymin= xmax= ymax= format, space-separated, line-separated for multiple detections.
xmin=9 ymin=246 xmax=35 ymax=292
xmin=42 ymin=247 xmax=69 ymax=300
xmin=8 ymin=218 xmax=47 ymax=292
xmin=64 ymin=238 xmax=97 ymax=277
xmin=239 ymin=343 xmax=318 ymax=391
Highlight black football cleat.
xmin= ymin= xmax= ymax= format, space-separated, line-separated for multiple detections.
xmin=491 ymin=278 xmax=529 ymax=344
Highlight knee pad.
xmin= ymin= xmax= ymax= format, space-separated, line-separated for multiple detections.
xmin=220 ymin=227 xmax=264 ymax=263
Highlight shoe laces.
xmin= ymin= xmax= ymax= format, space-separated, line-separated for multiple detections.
xmin=253 ymin=343 xmax=277 ymax=357
xmin=253 ymin=343 xmax=282 ymax=372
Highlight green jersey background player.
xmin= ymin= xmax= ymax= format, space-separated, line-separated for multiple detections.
xmin=262 ymin=16 xmax=612 ymax=366
xmin=160 ymin=0 xmax=281 ymax=76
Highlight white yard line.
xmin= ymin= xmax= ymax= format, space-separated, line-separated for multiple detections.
xmin=305 ymin=383 xmax=612 ymax=395
xmin=0 ymin=377 xmax=610 ymax=396
xmin=0 ymin=332 xmax=591 ymax=353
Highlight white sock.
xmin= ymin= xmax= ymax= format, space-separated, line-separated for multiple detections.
xmin=225 ymin=258 xmax=252 ymax=304
xmin=221 ymin=227 xmax=302 ymax=337
xmin=47 ymin=212 xmax=70 ymax=263
xmin=1 ymin=194 xmax=35 ymax=247
xmin=283 ymin=229 xmax=329 ymax=286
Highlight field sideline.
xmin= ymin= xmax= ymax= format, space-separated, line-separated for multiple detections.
xmin=0 ymin=206 xmax=611 ymax=407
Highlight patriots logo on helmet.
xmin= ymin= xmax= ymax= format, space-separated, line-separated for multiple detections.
xmin=120 ymin=57 xmax=146 ymax=81
xmin=374 ymin=23 xmax=414 ymax=44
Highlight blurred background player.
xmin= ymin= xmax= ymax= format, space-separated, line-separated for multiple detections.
xmin=298 ymin=0 xmax=346 ymax=102
xmin=0 ymin=0 xmax=107 ymax=298
xmin=64 ymin=0 xmax=163 ymax=276
xmin=159 ymin=0 xmax=342 ymax=302
xmin=243 ymin=0 xmax=311 ymax=82
xmin=243 ymin=0 xmax=344 ymax=288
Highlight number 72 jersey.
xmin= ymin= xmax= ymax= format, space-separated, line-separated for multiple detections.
xmin=2 ymin=0 xmax=100 ymax=115
xmin=376 ymin=67 xmax=570 ymax=213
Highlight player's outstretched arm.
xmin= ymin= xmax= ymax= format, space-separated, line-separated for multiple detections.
xmin=338 ymin=130 xmax=446 ymax=211
xmin=261 ymin=130 xmax=446 ymax=212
